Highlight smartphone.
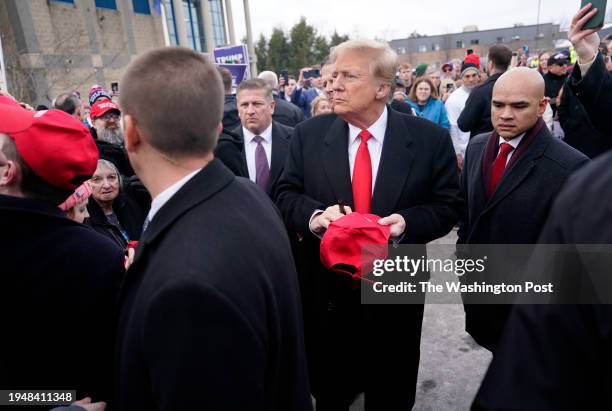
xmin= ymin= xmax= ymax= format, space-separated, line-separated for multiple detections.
xmin=281 ymin=70 xmax=289 ymax=85
xmin=581 ymin=0 xmax=607 ymax=29
xmin=304 ymin=69 xmax=321 ymax=79
xmin=111 ymin=82 xmax=119 ymax=93
xmin=446 ymin=83 xmax=454 ymax=91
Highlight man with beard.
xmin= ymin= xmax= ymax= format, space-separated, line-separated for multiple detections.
xmin=446 ymin=62 xmax=481 ymax=168
xmin=90 ymin=99 xmax=134 ymax=177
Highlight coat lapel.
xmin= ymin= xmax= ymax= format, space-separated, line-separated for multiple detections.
xmin=482 ymin=128 xmax=550 ymax=214
xmin=322 ymin=116 xmax=354 ymax=206
xmin=371 ymin=107 xmax=414 ymax=217
xmin=233 ymin=127 xmax=249 ymax=177
xmin=268 ymin=122 xmax=289 ymax=191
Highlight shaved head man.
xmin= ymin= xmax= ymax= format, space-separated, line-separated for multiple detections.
xmin=492 ymin=68 xmax=548 ymax=140
xmin=458 ymin=68 xmax=588 ymax=352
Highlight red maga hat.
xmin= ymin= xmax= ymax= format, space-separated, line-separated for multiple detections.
xmin=90 ymin=99 xmax=120 ymax=119
xmin=464 ymin=53 xmax=481 ymax=69
xmin=320 ymin=213 xmax=391 ymax=282
xmin=9 ymin=109 xmax=99 ymax=190
xmin=0 ymin=96 xmax=34 ymax=134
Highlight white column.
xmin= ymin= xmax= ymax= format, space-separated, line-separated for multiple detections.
xmin=171 ymin=0 xmax=189 ymax=47
xmin=199 ymin=0 xmax=216 ymax=53
xmin=243 ymin=0 xmax=257 ymax=76
xmin=224 ymin=0 xmax=236 ymax=45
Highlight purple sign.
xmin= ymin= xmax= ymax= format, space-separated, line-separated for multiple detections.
xmin=218 ymin=64 xmax=249 ymax=89
xmin=213 ymin=44 xmax=249 ymax=65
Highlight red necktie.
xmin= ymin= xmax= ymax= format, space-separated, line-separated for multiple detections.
xmin=352 ymin=130 xmax=373 ymax=214
xmin=489 ymin=142 xmax=514 ymax=194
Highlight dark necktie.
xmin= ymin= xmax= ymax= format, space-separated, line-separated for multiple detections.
xmin=489 ymin=142 xmax=514 ymax=194
xmin=352 ymin=130 xmax=373 ymax=214
xmin=253 ymin=135 xmax=270 ymax=191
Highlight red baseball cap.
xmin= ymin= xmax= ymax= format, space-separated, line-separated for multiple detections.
xmin=464 ymin=53 xmax=481 ymax=69
xmin=90 ymin=100 xmax=121 ymax=119
xmin=9 ymin=109 xmax=99 ymax=190
xmin=320 ymin=213 xmax=391 ymax=282
xmin=0 ymin=96 xmax=34 ymax=134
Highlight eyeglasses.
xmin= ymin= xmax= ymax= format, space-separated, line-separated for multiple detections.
xmin=99 ymin=112 xmax=120 ymax=122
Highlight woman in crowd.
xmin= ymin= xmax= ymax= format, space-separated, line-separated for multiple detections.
xmin=538 ymin=50 xmax=553 ymax=75
xmin=59 ymin=182 xmax=92 ymax=224
xmin=406 ymin=77 xmax=450 ymax=129
xmin=86 ymin=159 xmax=145 ymax=249
xmin=310 ymin=95 xmax=332 ymax=116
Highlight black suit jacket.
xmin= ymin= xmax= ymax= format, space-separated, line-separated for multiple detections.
xmin=458 ymin=124 xmax=588 ymax=245
xmin=473 ymin=151 xmax=612 ymax=411
xmin=567 ymin=52 xmax=612 ymax=137
xmin=214 ymin=121 xmax=293 ymax=195
xmin=0 ymin=195 xmax=124 ymax=408
xmin=114 ymin=160 xmax=311 ymax=411
xmin=457 ymin=123 xmax=588 ymax=350
xmin=273 ymin=95 xmax=305 ymax=127
xmin=274 ymin=108 xmax=461 ymax=404
xmin=222 ymin=94 xmax=240 ymax=130
xmin=458 ymin=72 xmax=502 ymax=138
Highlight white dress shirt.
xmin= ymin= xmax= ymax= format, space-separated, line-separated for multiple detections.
xmin=498 ymin=133 xmax=525 ymax=165
xmin=146 ymin=168 xmax=201 ymax=224
xmin=243 ymin=124 xmax=273 ymax=183
xmin=309 ymin=107 xmax=389 ymax=237
xmin=347 ymin=106 xmax=388 ymax=193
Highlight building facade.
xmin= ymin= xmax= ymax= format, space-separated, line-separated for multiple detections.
xmin=389 ymin=23 xmax=562 ymax=69
xmin=0 ymin=0 xmax=233 ymax=106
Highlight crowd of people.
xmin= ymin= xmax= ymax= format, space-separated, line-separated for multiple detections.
xmin=0 ymin=3 xmax=611 ymax=411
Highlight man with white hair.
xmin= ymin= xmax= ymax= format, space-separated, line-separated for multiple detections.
xmin=258 ymin=70 xmax=305 ymax=127
xmin=276 ymin=39 xmax=462 ymax=410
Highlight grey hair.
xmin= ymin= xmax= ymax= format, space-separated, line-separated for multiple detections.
xmin=96 ymin=159 xmax=123 ymax=188
xmin=257 ymin=71 xmax=279 ymax=91
xmin=330 ymin=39 xmax=398 ymax=88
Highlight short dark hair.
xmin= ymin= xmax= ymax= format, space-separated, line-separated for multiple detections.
xmin=236 ymin=78 xmax=273 ymax=101
xmin=488 ymin=45 xmax=513 ymax=72
xmin=217 ymin=66 xmax=233 ymax=93
xmin=0 ymin=135 xmax=71 ymax=204
xmin=120 ymin=47 xmax=224 ymax=157
xmin=54 ymin=93 xmax=81 ymax=115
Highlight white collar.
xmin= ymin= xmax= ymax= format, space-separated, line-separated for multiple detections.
xmin=243 ymin=123 xmax=273 ymax=144
xmin=348 ymin=106 xmax=388 ymax=145
xmin=498 ymin=132 xmax=526 ymax=150
xmin=147 ymin=168 xmax=201 ymax=222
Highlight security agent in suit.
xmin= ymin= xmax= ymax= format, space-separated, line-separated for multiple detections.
xmin=472 ymin=9 xmax=612 ymax=409
xmin=458 ymin=68 xmax=588 ymax=352
xmin=275 ymin=40 xmax=462 ymax=410
xmin=259 ymin=70 xmax=306 ymax=127
xmin=115 ymin=48 xmax=311 ymax=411
xmin=215 ymin=78 xmax=293 ymax=195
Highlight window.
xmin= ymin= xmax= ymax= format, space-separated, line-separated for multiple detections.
xmin=132 ymin=0 xmax=151 ymax=14
xmin=432 ymin=43 xmax=440 ymax=51
xmin=95 ymin=0 xmax=117 ymax=9
xmin=51 ymin=0 xmax=75 ymax=3
xmin=470 ymin=39 xmax=479 ymax=45
xmin=456 ymin=40 xmax=465 ymax=49
xmin=397 ymin=47 xmax=406 ymax=54
xmin=497 ymin=36 xmax=504 ymax=43
xmin=418 ymin=44 xmax=427 ymax=53
xmin=163 ymin=0 xmax=178 ymax=45
xmin=209 ymin=0 xmax=227 ymax=47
